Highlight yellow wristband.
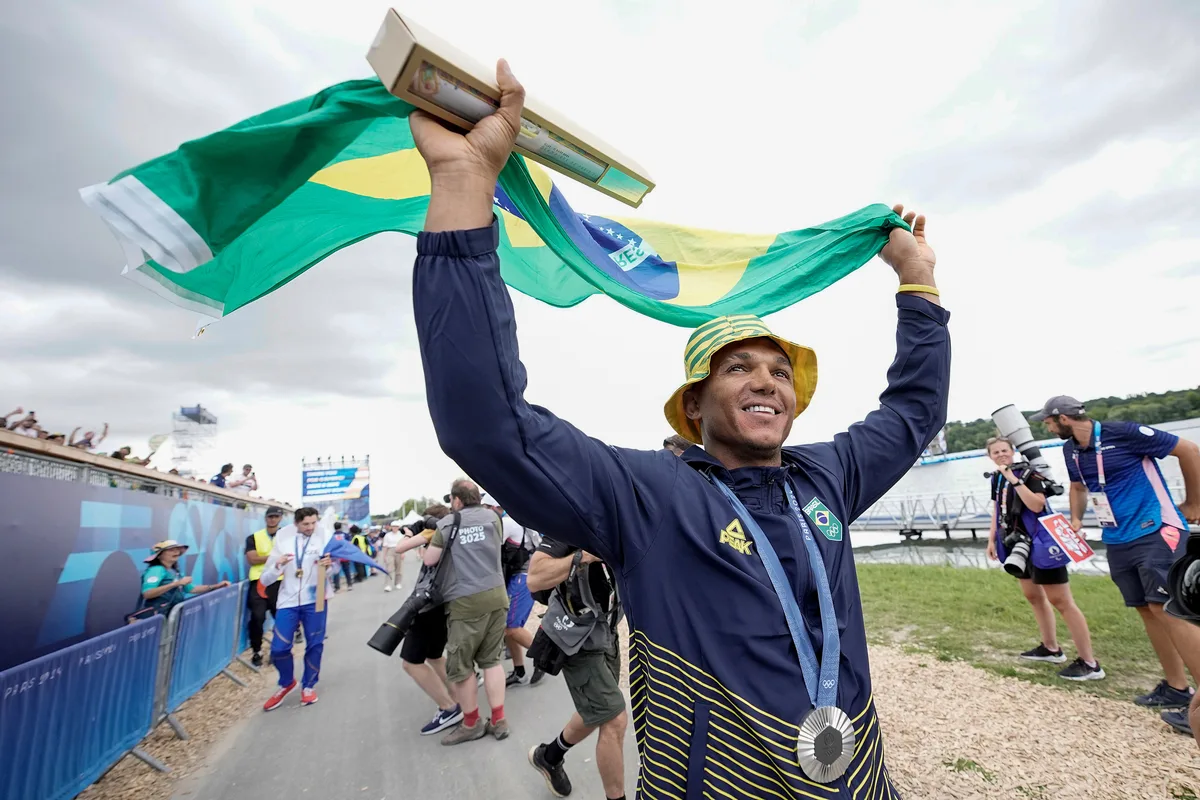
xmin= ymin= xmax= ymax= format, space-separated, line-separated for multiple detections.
xmin=898 ymin=283 xmax=939 ymax=297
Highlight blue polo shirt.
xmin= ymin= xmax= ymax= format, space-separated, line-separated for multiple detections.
xmin=1064 ymin=421 xmax=1185 ymax=545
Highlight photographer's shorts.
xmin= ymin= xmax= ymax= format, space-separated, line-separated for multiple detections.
xmin=1012 ymin=563 xmax=1069 ymax=585
xmin=563 ymin=640 xmax=625 ymax=727
xmin=400 ymin=607 xmax=448 ymax=664
xmin=445 ymin=608 xmax=507 ymax=683
xmin=1107 ymin=526 xmax=1186 ymax=607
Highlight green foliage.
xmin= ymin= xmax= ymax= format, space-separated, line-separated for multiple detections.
xmin=944 ymin=385 xmax=1200 ymax=453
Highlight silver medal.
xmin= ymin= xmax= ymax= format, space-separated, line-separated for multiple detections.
xmin=796 ymin=705 xmax=855 ymax=783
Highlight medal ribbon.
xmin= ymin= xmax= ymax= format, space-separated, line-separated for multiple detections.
xmin=711 ymin=478 xmax=840 ymax=709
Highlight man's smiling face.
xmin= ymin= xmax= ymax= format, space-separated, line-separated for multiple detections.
xmin=684 ymin=338 xmax=796 ymax=463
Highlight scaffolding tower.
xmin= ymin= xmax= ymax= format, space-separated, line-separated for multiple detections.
xmin=171 ymin=405 xmax=218 ymax=479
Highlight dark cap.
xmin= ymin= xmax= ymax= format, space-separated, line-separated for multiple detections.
xmin=265 ymin=506 xmax=285 ymax=517
xmin=1029 ymin=395 xmax=1086 ymax=422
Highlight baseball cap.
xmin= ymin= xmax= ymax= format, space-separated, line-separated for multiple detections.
xmin=265 ymin=506 xmax=285 ymax=517
xmin=481 ymin=492 xmax=498 ymax=507
xmin=1029 ymin=395 xmax=1086 ymax=422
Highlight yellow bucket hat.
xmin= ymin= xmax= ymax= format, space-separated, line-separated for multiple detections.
xmin=663 ymin=314 xmax=817 ymax=443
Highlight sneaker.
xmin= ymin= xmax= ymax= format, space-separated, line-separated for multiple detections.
xmin=1058 ymin=658 xmax=1106 ymax=681
xmin=477 ymin=672 xmax=485 ymax=687
xmin=529 ymin=667 xmax=546 ymax=686
xmin=421 ymin=705 xmax=464 ymax=736
xmin=506 ymin=669 xmax=532 ymax=687
xmin=441 ymin=719 xmax=488 ymax=746
xmin=263 ymin=681 xmax=297 ymax=711
xmin=528 ymin=743 xmax=572 ymax=797
xmin=1135 ymin=680 xmax=1194 ymax=709
xmin=250 ymin=652 xmax=263 ymax=668
xmin=384 ymin=585 xmax=393 ymax=593
xmin=301 ymin=687 xmax=318 ymax=706
xmin=1019 ymin=643 xmax=1066 ymax=663
xmin=487 ymin=717 xmax=510 ymax=740
xmin=294 ymin=629 xmax=304 ymax=644
xmin=1162 ymin=709 xmax=1194 ymax=736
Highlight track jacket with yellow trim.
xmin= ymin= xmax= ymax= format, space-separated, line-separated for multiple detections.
xmin=414 ymin=223 xmax=951 ymax=800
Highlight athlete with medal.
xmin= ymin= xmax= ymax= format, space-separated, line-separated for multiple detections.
xmin=1034 ymin=396 xmax=1200 ymax=736
xmin=409 ymin=60 xmax=949 ymax=795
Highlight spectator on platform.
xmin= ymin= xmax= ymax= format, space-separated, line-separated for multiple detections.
xmin=69 ymin=424 xmax=109 ymax=452
xmin=210 ymin=463 xmax=234 ymax=488
xmin=110 ymin=446 xmax=150 ymax=466
xmin=8 ymin=411 xmax=42 ymax=438
xmin=229 ymin=464 xmax=258 ymax=495
xmin=44 ymin=433 xmax=67 ymax=445
xmin=2 ymin=407 xmax=24 ymax=429
xmin=139 ymin=540 xmax=230 ymax=616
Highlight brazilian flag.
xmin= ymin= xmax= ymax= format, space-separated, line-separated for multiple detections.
xmin=80 ymin=79 xmax=906 ymax=328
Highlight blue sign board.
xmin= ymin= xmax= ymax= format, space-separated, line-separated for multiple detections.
xmin=301 ymin=467 xmax=359 ymax=498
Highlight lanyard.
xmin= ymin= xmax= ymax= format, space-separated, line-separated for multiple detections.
xmin=711 ymin=477 xmax=840 ymax=709
xmin=295 ymin=531 xmax=313 ymax=565
xmin=1072 ymin=421 xmax=1105 ymax=490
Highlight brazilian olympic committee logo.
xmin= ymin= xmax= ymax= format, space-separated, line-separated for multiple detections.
xmin=802 ymin=498 xmax=843 ymax=542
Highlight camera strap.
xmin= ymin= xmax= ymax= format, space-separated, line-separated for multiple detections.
xmin=709 ymin=476 xmax=854 ymax=782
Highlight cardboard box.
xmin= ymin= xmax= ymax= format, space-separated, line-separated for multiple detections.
xmin=367 ymin=8 xmax=654 ymax=207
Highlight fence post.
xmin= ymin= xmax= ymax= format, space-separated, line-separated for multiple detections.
xmin=155 ymin=604 xmax=189 ymax=741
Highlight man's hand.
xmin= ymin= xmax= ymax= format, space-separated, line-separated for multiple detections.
xmin=880 ymin=205 xmax=937 ymax=296
xmin=580 ymin=551 xmax=601 ymax=565
xmin=414 ymin=59 xmax=526 ymax=233
xmin=1180 ymin=500 xmax=1200 ymax=525
xmin=1069 ymin=517 xmax=1083 ymax=533
xmin=279 ymin=553 xmax=295 ymax=567
xmin=318 ymin=555 xmax=333 ymax=569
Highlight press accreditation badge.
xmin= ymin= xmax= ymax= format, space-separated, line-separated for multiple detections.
xmin=1088 ymin=493 xmax=1118 ymax=528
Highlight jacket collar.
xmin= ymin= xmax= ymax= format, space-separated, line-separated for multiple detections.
xmin=680 ymin=444 xmax=799 ymax=489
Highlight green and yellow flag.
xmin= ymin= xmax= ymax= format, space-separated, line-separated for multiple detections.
xmin=80 ymin=79 xmax=905 ymax=328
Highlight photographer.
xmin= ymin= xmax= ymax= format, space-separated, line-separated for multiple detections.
xmin=525 ymin=537 xmax=626 ymax=800
xmin=986 ymin=437 xmax=1103 ymax=680
xmin=389 ymin=503 xmax=464 ymax=736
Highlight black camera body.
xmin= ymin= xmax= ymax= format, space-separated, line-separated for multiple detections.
xmin=1167 ymin=536 xmax=1200 ymax=625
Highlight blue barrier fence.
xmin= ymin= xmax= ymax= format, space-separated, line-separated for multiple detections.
xmin=167 ymin=583 xmax=243 ymax=712
xmin=1 ymin=580 xmax=262 ymax=799
xmin=0 ymin=617 xmax=163 ymax=800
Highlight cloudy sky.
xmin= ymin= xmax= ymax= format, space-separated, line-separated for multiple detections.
xmin=3 ymin=0 xmax=1197 ymax=511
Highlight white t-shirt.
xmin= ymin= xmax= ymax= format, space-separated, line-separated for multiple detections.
xmin=14 ymin=426 xmax=39 ymax=438
xmin=230 ymin=474 xmax=258 ymax=494
xmin=382 ymin=530 xmax=403 ymax=548
xmin=259 ymin=525 xmax=336 ymax=609
xmin=501 ymin=515 xmax=525 ymax=547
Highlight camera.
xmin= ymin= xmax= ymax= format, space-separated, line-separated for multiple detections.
xmin=366 ymin=590 xmax=428 ymax=655
xmin=1167 ymin=536 xmax=1200 ymax=624
xmin=991 ymin=404 xmax=1064 ymax=497
xmin=1001 ymin=529 xmax=1033 ymax=577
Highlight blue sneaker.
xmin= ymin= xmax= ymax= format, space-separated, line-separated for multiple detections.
xmin=421 ymin=705 xmax=463 ymax=736
xmin=1162 ymin=709 xmax=1193 ymax=737
xmin=1135 ymin=680 xmax=1193 ymax=709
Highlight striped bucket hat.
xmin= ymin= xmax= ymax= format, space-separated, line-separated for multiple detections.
xmin=663 ymin=314 xmax=817 ymax=443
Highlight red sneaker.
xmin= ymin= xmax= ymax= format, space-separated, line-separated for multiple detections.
xmin=301 ymin=687 xmax=318 ymax=706
xmin=263 ymin=681 xmax=296 ymax=711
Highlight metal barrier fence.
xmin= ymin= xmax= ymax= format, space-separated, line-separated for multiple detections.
xmin=0 ymin=581 xmax=259 ymax=799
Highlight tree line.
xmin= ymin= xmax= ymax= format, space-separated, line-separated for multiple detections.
xmin=944 ymin=386 xmax=1200 ymax=453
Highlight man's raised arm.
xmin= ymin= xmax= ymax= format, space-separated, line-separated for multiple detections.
xmin=801 ymin=211 xmax=951 ymax=520
xmin=409 ymin=60 xmax=674 ymax=569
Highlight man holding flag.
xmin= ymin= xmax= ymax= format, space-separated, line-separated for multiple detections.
xmin=409 ymin=60 xmax=948 ymax=797
xmin=259 ymin=507 xmax=387 ymax=710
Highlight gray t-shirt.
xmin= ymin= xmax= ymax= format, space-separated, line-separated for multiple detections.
xmin=431 ymin=505 xmax=508 ymax=619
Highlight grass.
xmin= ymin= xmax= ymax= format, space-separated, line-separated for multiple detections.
xmin=857 ymin=563 xmax=1162 ymax=700
xmin=942 ymin=758 xmax=996 ymax=783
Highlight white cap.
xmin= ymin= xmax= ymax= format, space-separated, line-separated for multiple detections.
xmin=480 ymin=491 xmax=498 ymax=508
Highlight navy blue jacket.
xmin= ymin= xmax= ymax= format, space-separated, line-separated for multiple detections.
xmin=414 ymin=223 xmax=951 ymax=799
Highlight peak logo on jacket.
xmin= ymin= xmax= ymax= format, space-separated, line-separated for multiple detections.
xmin=719 ymin=518 xmax=753 ymax=555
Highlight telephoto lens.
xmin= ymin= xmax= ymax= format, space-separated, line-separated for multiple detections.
xmin=367 ymin=602 xmax=416 ymax=656
xmin=1167 ymin=537 xmax=1200 ymax=622
xmin=1003 ymin=533 xmax=1032 ymax=577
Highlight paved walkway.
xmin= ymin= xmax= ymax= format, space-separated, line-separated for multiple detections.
xmin=172 ymin=556 xmax=637 ymax=799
